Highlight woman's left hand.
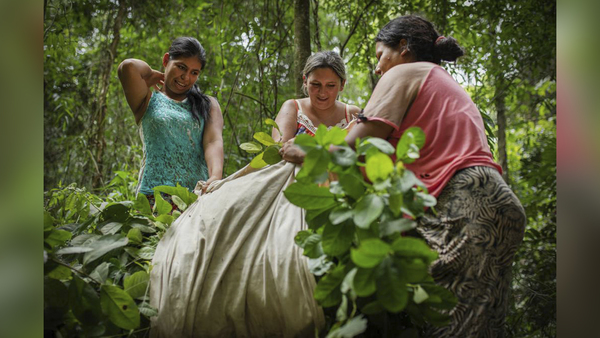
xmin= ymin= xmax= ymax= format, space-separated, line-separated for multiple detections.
xmin=280 ymin=139 xmax=306 ymax=164
xmin=202 ymin=176 xmax=220 ymax=194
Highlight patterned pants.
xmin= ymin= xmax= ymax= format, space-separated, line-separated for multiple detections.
xmin=418 ymin=166 xmax=526 ymax=338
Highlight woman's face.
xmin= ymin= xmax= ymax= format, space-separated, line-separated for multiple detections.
xmin=375 ymin=41 xmax=409 ymax=76
xmin=305 ymin=67 xmax=344 ymax=111
xmin=162 ymin=53 xmax=202 ymax=100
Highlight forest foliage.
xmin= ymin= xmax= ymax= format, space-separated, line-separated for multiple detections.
xmin=44 ymin=0 xmax=556 ymax=337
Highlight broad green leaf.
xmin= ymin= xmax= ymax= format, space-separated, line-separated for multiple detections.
xmin=83 ymin=235 xmax=128 ymax=266
xmin=322 ymin=221 xmax=355 ymax=257
xmin=131 ymin=222 xmax=157 ymax=234
xmin=396 ymin=127 xmax=425 ymax=163
xmin=341 ymin=268 xmax=358 ymax=295
xmin=239 ymin=141 xmax=263 ymax=153
xmin=397 ymin=170 xmax=426 ymax=192
xmin=154 ymin=214 xmax=174 ymax=226
xmin=322 ymin=126 xmax=348 ymax=146
xmin=137 ymin=247 xmax=155 ymax=260
xmin=353 ymin=267 xmax=377 ymax=297
xmin=56 ymin=246 xmax=94 ymax=255
xmin=416 ymin=191 xmax=437 ymax=207
xmin=284 ymin=182 xmax=336 ymax=210
xmin=313 ymin=124 xmax=329 ymax=146
xmin=365 ymin=137 xmax=395 ymax=154
xmin=294 ymin=230 xmax=312 ymax=247
xmin=153 ymin=193 xmax=172 ymax=215
xmin=336 ymin=295 xmax=348 ymax=322
xmin=134 ymin=194 xmax=152 ymax=215
xmin=329 ymin=207 xmax=353 ymax=225
xmin=331 ymin=146 xmax=357 ymax=167
xmin=153 ymin=184 xmax=198 ymax=206
xmin=265 ymin=118 xmax=282 ymax=138
xmin=44 ymin=211 xmax=54 ymax=231
xmin=253 ymin=131 xmax=277 ymax=146
xmin=45 ymin=229 xmax=72 ymax=249
xmin=338 ymin=173 xmax=365 ymax=201
xmin=314 ymin=264 xmax=345 ymax=307
xmin=305 ymin=206 xmax=334 ymax=230
xmin=250 ymin=151 xmax=268 ymax=169
xmin=379 ymin=218 xmax=416 ymax=237
xmin=361 ymin=301 xmax=384 ymax=315
xmin=296 ymin=147 xmax=329 ymax=181
xmin=89 ymin=262 xmax=111 ymax=284
xmin=353 ymin=194 xmax=384 ymax=229
xmin=376 ymin=257 xmax=408 ymax=313
xmin=47 ymin=264 xmax=72 ymax=280
xmin=100 ymin=221 xmax=123 ymax=235
xmin=100 ymin=285 xmax=140 ymax=330
xmin=307 ymin=255 xmax=334 ymax=276
xmin=391 ymin=237 xmax=438 ymax=264
xmin=351 ymin=238 xmax=391 ymax=268
xmin=294 ymin=133 xmax=318 ymax=150
xmin=171 ymin=195 xmax=188 ymax=211
xmin=101 ymin=203 xmax=131 ymax=222
xmin=366 ymin=152 xmax=394 ymax=182
xmin=127 ymin=228 xmax=143 ymax=245
xmin=413 ymin=284 xmax=429 ymax=304
xmin=303 ymin=234 xmax=324 ymax=258
xmin=69 ymin=276 xmax=102 ymax=325
xmin=421 ymin=283 xmax=458 ymax=310
xmin=326 ymin=315 xmax=368 ymax=338
xmin=263 ymin=145 xmax=282 ymax=164
xmin=124 ymin=271 xmax=149 ymax=299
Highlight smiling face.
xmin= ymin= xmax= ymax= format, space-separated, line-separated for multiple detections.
xmin=304 ymin=67 xmax=344 ymax=111
xmin=162 ymin=53 xmax=202 ymax=101
xmin=374 ymin=40 xmax=415 ymax=76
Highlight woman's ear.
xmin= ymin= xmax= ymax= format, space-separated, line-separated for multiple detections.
xmin=162 ymin=53 xmax=170 ymax=68
xmin=399 ymin=39 xmax=410 ymax=56
xmin=340 ymin=79 xmax=346 ymax=91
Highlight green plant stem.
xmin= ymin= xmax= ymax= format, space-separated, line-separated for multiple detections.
xmin=50 ymin=257 xmax=103 ymax=285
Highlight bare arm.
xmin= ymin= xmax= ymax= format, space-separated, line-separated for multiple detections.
xmin=117 ymin=58 xmax=164 ymax=124
xmin=202 ymin=97 xmax=224 ymax=191
xmin=272 ymin=99 xmax=298 ymax=143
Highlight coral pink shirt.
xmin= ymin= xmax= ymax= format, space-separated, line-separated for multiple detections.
xmin=363 ymin=62 xmax=501 ymax=197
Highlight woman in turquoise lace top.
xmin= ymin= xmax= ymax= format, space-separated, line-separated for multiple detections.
xmin=118 ymin=37 xmax=224 ymax=201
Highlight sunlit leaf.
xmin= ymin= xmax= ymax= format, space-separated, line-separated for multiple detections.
xmin=100 ymin=285 xmax=140 ymax=330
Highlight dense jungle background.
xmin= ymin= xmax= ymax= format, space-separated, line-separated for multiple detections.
xmin=44 ymin=0 xmax=556 ymax=336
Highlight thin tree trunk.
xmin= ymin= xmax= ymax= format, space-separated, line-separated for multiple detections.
xmin=91 ymin=0 xmax=127 ymax=189
xmin=312 ymin=0 xmax=321 ymax=51
xmin=294 ymin=0 xmax=311 ymax=98
xmin=495 ymin=84 xmax=509 ymax=184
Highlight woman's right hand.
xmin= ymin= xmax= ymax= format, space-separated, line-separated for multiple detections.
xmin=145 ymin=70 xmax=164 ymax=90
xmin=280 ymin=138 xmax=306 ymax=164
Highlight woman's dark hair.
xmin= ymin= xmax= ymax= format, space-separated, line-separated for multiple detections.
xmin=168 ymin=37 xmax=211 ymax=122
xmin=376 ymin=15 xmax=464 ymax=65
xmin=302 ymin=51 xmax=347 ymax=96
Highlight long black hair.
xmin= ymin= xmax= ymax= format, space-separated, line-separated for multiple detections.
xmin=376 ymin=15 xmax=464 ymax=65
xmin=167 ymin=37 xmax=211 ymax=122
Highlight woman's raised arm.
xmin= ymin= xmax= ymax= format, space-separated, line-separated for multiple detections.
xmin=117 ymin=58 xmax=164 ymax=124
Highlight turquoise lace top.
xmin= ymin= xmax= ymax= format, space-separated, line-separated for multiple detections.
xmin=137 ymin=91 xmax=209 ymax=195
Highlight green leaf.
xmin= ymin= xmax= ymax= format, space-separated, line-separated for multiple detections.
xmin=322 ymin=126 xmax=348 ymax=146
xmin=376 ymin=257 xmax=408 ymax=313
xmin=396 ymin=127 xmax=425 ymax=163
xmin=388 ymin=193 xmax=403 ymax=217
xmin=351 ymin=238 xmax=391 ymax=268
xmin=263 ymin=145 xmax=282 ymax=164
xmin=47 ymin=264 xmax=72 ymax=280
xmin=303 ymin=234 xmax=324 ymax=258
xmin=305 ymin=206 xmax=334 ymax=230
xmin=366 ymin=152 xmax=394 ymax=182
xmin=124 ymin=271 xmax=149 ymax=299
xmin=127 ymin=228 xmax=143 ymax=245
xmin=45 ymin=229 xmax=72 ymax=249
xmin=83 ymin=235 xmax=128 ymax=266
xmin=171 ymin=195 xmax=188 ymax=211
xmin=313 ymin=124 xmax=329 ymax=146
xmin=284 ymin=182 xmax=336 ymax=210
xmin=89 ymin=262 xmax=111 ymax=284
xmin=136 ymin=247 xmax=155 ymax=260
xmin=44 ymin=211 xmax=54 ymax=231
xmin=391 ymin=237 xmax=438 ymax=264
xmin=336 ymin=295 xmax=348 ymax=322
xmin=353 ymin=194 xmax=384 ymax=229
xmin=101 ymin=203 xmax=131 ymax=223
xmin=133 ymin=194 xmax=152 ymax=215
xmin=365 ymin=137 xmax=395 ymax=154
xmin=314 ymin=264 xmax=346 ymax=307
xmin=353 ymin=267 xmax=377 ymax=297
xmin=100 ymin=285 xmax=140 ymax=330
xmin=326 ymin=315 xmax=368 ymax=338
xmin=413 ymin=285 xmax=429 ymax=304
xmin=361 ymin=301 xmax=384 ymax=315
xmin=56 ymin=246 xmax=94 ymax=255
xmin=307 ymin=255 xmax=334 ymax=276
xmin=154 ymin=214 xmax=174 ymax=226
xmin=253 ymin=131 xmax=277 ymax=146
xmin=100 ymin=221 xmax=123 ymax=235
xmin=338 ymin=173 xmax=365 ymax=201
xmin=379 ymin=218 xmax=416 ymax=237
xmin=294 ymin=133 xmax=318 ymax=150
xmin=239 ymin=141 xmax=263 ymax=153
xmin=331 ymin=146 xmax=357 ymax=167
xmin=131 ymin=222 xmax=157 ymax=234
xmin=421 ymin=283 xmax=458 ymax=310
xmin=297 ymin=147 xmax=330 ymax=181
xmin=322 ymin=221 xmax=355 ymax=257
xmin=265 ymin=118 xmax=282 ymax=138
xmin=416 ymin=191 xmax=437 ymax=207
xmin=153 ymin=193 xmax=172 ymax=215
xmin=153 ymin=184 xmax=198 ymax=206
xmin=250 ymin=151 xmax=268 ymax=169
xmin=329 ymin=207 xmax=353 ymax=225
xmin=294 ymin=230 xmax=312 ymax=247
xmin=138 ymin=303 xmax=158 ymax=317
xmin=69 ymin=276 xmax=102 ymax=325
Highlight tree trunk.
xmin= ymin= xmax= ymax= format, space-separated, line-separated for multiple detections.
xmin=91 ymin=0 xmax=127 ymax=189
xmin=494 ymin=84 xmax=509 ymax=184
xmin=294 ymin=0 xmax=311 ymax=98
